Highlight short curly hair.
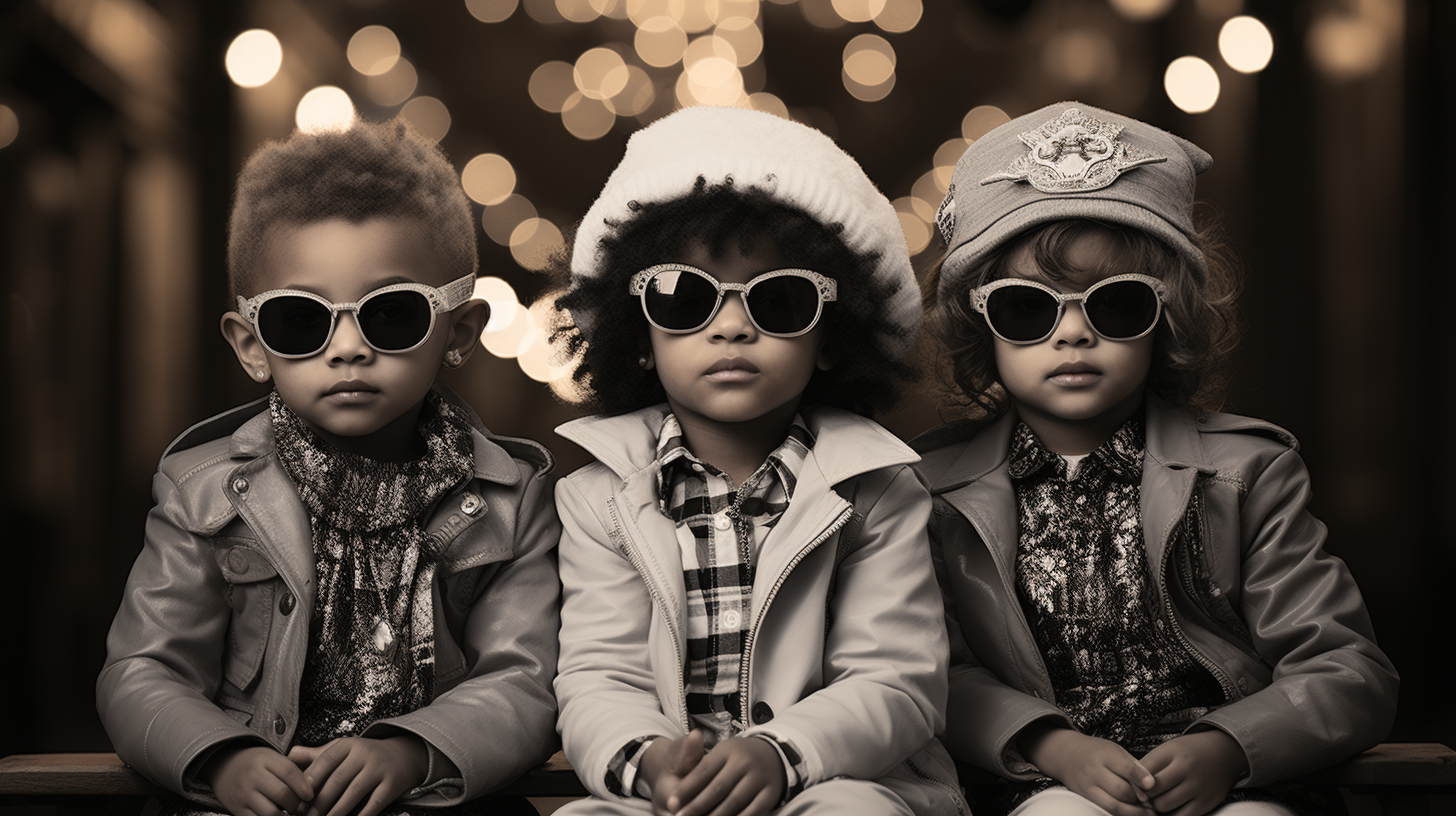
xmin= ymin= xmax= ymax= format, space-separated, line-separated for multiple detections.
xmin=925 ymin=218 xmax=1241 ymax=419
xmin=553 ymin=179 xmax=916 ymax=418
xmin=227 ymin=119 xmax=476 ymax=298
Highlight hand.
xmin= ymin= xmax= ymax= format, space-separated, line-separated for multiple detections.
xmin=287 ymin=735 xmax=429 ymax=816
xmin=1141 ymin=730 xmax=1249 ymax=816
xmin=667 ymin=736 xmax=785 ymax=816
xmin=203 ymin=744 xmax=314 ymax=816
xmin=640 ymin=731 xmax=705 ymax=816
xmin=1018 ymin=722 xmax=1155 ymax=816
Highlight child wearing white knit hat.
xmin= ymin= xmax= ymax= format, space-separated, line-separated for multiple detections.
xmin=549 ymin=105 xmax=963 ymax=816
xmin=916 ymin=101 xmax=1396 ymax=816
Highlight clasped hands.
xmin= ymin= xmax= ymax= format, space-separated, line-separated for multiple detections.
xmin=639 ymin=730 xmax=787 ymax=816
xmin=202 ymin=735 xmax=429 ymax=816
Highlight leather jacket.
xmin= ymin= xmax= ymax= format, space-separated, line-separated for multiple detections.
xmin=97 ymin=383 xmax=562 ymax=807
xmin=553 ymin=404 xmax=966 ymax=815
xmin=912 ymin=396 xmax=1398 ymax=788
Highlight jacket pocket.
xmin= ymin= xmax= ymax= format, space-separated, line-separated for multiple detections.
xmin=213 ymin=541 xmax=279 ymax=691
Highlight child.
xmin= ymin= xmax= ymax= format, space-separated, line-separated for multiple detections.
xmin=918 ymin=101 xmax=1399 ymax=816
xmin=96 ymin=120 xmax=561 ymax=816
xmin=549 ymin=105 xmax=965 ymax=816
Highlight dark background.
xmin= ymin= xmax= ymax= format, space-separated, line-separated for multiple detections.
xmin=2 ymin=0 xmax=1451 ymax=767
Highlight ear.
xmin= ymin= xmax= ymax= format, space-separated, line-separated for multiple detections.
xmin=816 ymin=342 xmax=836 ymax=372
xmin=442 ymin=299 xmax=491 ymax=366
xmin=221 ymin=312 xmax=272 ymax=383
xmin=641 ymin=349 xmax=655 ymax=370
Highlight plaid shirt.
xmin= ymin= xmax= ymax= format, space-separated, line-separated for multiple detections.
xmin=604 ymin=413 xmax=813 ymax=799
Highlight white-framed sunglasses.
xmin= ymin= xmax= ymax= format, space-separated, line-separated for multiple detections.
xmin=970 ymin=273 xmax=1168 ymax=345
xmin=628 ymin=263 xmax=837 ymax=337
xmin=236 ymin=274 xmax=475 ymax=359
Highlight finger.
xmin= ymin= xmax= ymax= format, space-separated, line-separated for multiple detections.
xmin=288 ymin=745 xmax=324 ymax=770
xmin=269 ymin=756 xmax=316 ymax=803
xmin=669 ymin=749 xmax=724 ymax=813
xmin=1149 ymin=781 xmax=1196 ymax=815
xmin=1088 ymin=789 xmax=1153 ymax=816
xmin=352 ymin=782 xmax=398 ymax=816
xmin=309 ymin=756 xmax=362 ymax=816
xmin=323 ymin=771 xmax=375 ymax=816
xmin=674 ymin=731 xmax=705 ymax=775
xmin=675 ymin=769 xmax=737 ymax=816
xmin=701 ymin=776 xmax=764 ymax=816
xmin=302 ymin=742 xmax=351 ymax=793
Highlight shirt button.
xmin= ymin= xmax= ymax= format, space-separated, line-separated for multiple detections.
xmin=722 ymin=609 xmax=742 ymax=630
xmin=460 ymin=493 xmax=483 ymax=516
xmin=751 ymin=701 xmax=773 ymax=724
xmin=279 ymin=592 xmax=296 ymax=615
xmin=232 ymin=477 xmax=249 ymax=495
xmin=273 ymin=715 xmax=287 ymax=736
xmin=714 ymin=516 xmax=732 ymax=531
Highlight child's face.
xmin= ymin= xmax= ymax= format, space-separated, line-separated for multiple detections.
xmin=992 ymin=229 xmax=1154 ymax=453
xmin=221 ymin=216 xmax=486 ymax=460
xmin=646 ymin=238 xmax=830 ymax=431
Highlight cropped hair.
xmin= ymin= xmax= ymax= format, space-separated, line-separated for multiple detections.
xmin=552 ymin=179 xmax=915 ymax=417
xmin=925 ymin=218 xmax=1241 ymax=419
xmin=227 ymin=119 xmax=476 ymax=298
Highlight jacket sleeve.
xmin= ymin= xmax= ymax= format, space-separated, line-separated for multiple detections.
xmin=95 ymin=468 xmax=267 ymax=802
xmin=1192 ymin=446 xmax=1399 ymax=787
xmin=929 ymin=503 xmax=1070 ymax=779
xmin=365 ymin=462 xmax=563 ymax=804
xmin=553 ymin=475 xmax=683 ymax=800
xmin=741 ymin=466 xmax=949 ymax=786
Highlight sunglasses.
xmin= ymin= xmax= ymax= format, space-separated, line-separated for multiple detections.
xmin=629 ymin=264 xmax=837 ymax=337
xmin=236 ymin=274 xmax=476 ymax=359
xmin=970 ymin=273 xmax=1168 ymax=345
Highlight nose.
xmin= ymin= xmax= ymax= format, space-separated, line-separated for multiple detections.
xmin=1051 ymin=301 xmax=1095 ymax=347
xmin=709 ymin=292 xmax=756 ymax=342
xmin=327 ymin=310 xmax=375 ymax=364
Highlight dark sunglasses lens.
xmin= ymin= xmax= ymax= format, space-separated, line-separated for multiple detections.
xmin=746 ymin=275 xmax=822 ymax=335
xmin=257 ymin=296 xmax=333 ymax=355
xmin=359 ymin=291 xmax=434 ymax=351
xmin=643 ymin=270 xmax=720 ymax=331
xmin=985 ymin=285 xmax=1059 ymax=342
xmin=1085 ymin=280 xmax=1160 ymax=338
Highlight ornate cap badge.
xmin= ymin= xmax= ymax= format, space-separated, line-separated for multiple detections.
xmin=981 ymin=108 xmax=1166 ymax=193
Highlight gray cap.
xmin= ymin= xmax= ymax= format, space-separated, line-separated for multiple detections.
xmin=936 ymin=101 xmax=1212 ymax=298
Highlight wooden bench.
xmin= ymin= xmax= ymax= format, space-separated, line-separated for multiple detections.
xmin=2 ymin=744 xmax=1453 ymax=815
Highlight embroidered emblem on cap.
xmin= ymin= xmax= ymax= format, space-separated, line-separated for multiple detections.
xmin=981 ymin=108 xmax=1165 ymax=193
xmin=935 ymin=183 xmax=956 ymax=246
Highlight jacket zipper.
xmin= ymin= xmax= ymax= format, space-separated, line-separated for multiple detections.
xmin=1159 ymin=525 xmax=1238 ymax=701
xmin=607 ymin=496 xmax=691 ymax=732
xmin=737 ymin=506 xmax=854 ymax=727
xmin=904 ymin=755 xmax=968 ymax=816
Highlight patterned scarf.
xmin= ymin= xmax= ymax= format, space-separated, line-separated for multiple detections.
xmin=270 ymin=390 xmax=474 ymax=745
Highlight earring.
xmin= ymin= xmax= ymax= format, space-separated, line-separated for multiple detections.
xmin=444 ymin=349 xmax=464 ymax=368
xmin=255 ymin=369 xmax=268 ymax=380
xmin=637 ymin=354 xmax=649 ymax=368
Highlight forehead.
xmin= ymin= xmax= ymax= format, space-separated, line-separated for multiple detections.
xmin=677 ymin=236 xmax=793 ymax=283
xmin=1004 ymin=227 xmax=1129 ymax=290
xmin=254 ymin=216 xmax=449 ymax=295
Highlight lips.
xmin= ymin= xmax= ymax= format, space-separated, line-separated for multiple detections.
xmin=1048 ymin=361 xmax=1101 ymax=386
xmin=705 ymin=357 xmax=760 ymax=375
xmin=1049 ymin=362 xmax=1100 ymax=377
xmin=325 ymin=379 xmax=378 ymax=396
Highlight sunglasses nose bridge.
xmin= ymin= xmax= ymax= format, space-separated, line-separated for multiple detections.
xmin=707 ymin=287 xmax=756 ymax=339
xmin=323 ymin=305 xmax=376 ymax=360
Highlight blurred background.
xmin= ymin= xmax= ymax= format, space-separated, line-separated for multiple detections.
xmin=1 ymin=0 xmax=1451 ymax=770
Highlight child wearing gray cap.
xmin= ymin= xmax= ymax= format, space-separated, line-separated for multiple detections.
xmin=548 ymin=105 xmax=964 ymax=816
xmin=916 ymin=101 xmax=1397 ymax=816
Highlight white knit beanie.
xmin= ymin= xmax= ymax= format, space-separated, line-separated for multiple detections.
xmin=936 ymin=101 xmax=1212 ymax=299
xmin=571 ymin=105 xmax=919 ymax=361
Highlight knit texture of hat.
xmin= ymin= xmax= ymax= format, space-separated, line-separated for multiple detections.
xmin=572 ymin=105 xmax=919 ymax=361
xmin=937 ymin=101 xmax=1212 ymax=299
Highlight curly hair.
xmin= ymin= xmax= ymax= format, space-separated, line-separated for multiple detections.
xmin=552 ymin=179 xmax=916 ymax=418
xmin=925 ymin=218 xmax=1241 ymax=419
xmin=227 ymin=119 xmax=476 ymax=298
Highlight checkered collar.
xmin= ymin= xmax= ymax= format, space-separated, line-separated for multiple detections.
xmin=1008 ymin=412 xmax=1145 ymax=482
xmin=652 ymin=412 xmax=815 ymax=514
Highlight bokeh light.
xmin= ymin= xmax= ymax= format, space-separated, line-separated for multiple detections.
xmin=1043 ymin=29 xmax=1118 ymax=86
xmin=482 ymin=301 xmax=534 ymax=358
xmin=636 ymin=17 xmax=689 ymax=67
xmin=608 ymin=66 xmax=657 ymax=116
xmin=749 ymin=92 xmax=789 ymax=118
xmin=842 ymin=34 xmax=895 ymax=102
xmin=510 ymin=217 xmax=566 ymax=271
xmin=529 ymin=61 xmax=577 ymax=113
xmin=0 ymin=104 xmax=18 ymax=149
xmin=473 ymin=276 xmax=522 ymax=332
xmin=400 ymin=96 xmax=451 ymax=141
xmin=1164 ymin=56 xmax=1220 ymax=113
xmin=1220 ymin=16 xmax=1273 ymax=73
xmin=800 ymin=0 xmax=847 ymax=29
xmin=714 ymin=18 xmax=763 ymax=66
xmin=961 ymin=105 xmax=1009 ymax=141
xmin=561 ymin=93 xmax=617 ymax=139
xmin=367 ymin=57 xmax=418 ymax=106
xmin=347 ymin=26 xmax=400 ymax=76
xmin=892 ymin=198 xmax=932 ymax=255
xmin=832 ymin=0 xmax=886 ymax=24
xmin=466 ymin=0 xmax=520 ymax=23
xmin=1308 ymin=13 xmax=1386 ymax=80
xmin=575 ymin=47 xmax=631 ymax=100
xmin=462 ymin=153 xmax=517 ymax=206
xmin=873 ymin=0 xmax=921 ymax=33
xmin=481 ymin=194 xmax=539 ymax=246
xmin=557 ymin=0 xmax=602 ymax=23
xmin=296 ymin=86 xmax=356 ymax=133
xmin=1107 ymin=0 xmax=1175 ymax=21
xmin=225 ymin=29 xmax=283 ymax=88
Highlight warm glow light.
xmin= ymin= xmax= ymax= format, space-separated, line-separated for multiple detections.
xmin=934 ymin=137 xmax=970 ymax=172
xmin=482 ymin=302 xmax=533 ymax=358
xmin=558 ymin=0 xmax=602 ymax=22
xmin=628 ymin=0 xmax=687 ymax=27
xmin=561 ymin=93 xmax=617 ymax=139
xmin=523 ymin=0 xmax=567 ymax=24
xmin=1220 ymin=16 xmax=1273 ymax=73
xmin=843 ymin=35 xmax=895 ymax=85
xmin=575 ymin=47 xmax=631 ymax=100
xmin=473 ymin=276 xmax=520 ymax=325
xmin=510 ymin=218 xmax=566 ymax=270
xmin=831 ymin=0 xmax=885 ymax=24
xmin=608 ymin=66 xmax=657 ymax=116
xmin=0 ymin=104 xmax=18 ymax=149
xmin=800 ymin=0 xmax=847 ymax=28
xmin=1043 ymin=29 xmax=1117 ymax=86
xmin=677 ymin=0 xmax=717 ymax=33
xmin=714 ymin=18 xmax=763 ymax=66
xmin=912 ymin=168 xmax=946 ymax=208
xmin=893 ymin=201 xmax=932 ymax=255
xmin=462 ymin=154 xmax=517 ymax=206
xmin=685 ymin=57 xmax=745 ymax=106
xmin=749 ymin=92 xmax=789 ymax=118
xmin=481 ymin=194 xmax=539 ymax=246
xmin=466 ymin=0 xmax=520 ymax=23
xmin=1107 ymin=0 xmax=1175 ymax=21
xmin=684 ymin=35 xmax=738 ymax=69
xmin=296 ymin=86 xmax=356 ymax=133
xmin=347 ymin=26 xmax=400 ymax=76
xmin=636 ymin=17 xmax=689 ymax=67
xmin=225 ymin=29 xmax=282 ymax=88
xmin=590 ymin=0 xmax=630 ymax=19
xmin=873 ymin=0 xmax=921 ymax=33
xmin=1308 ymin=14 xmax=1384 ymax=79
xmin=367 ymin=57 xmax=418 ymax=106
xmin=529 ymin=61 xmax=578 ymax=112
xmin=961 ymin=105 xmax=1008 ymax=140
xmin=401 ymin=96 xmax=451 ymax=141
xmin=717 ymin=0 xmax=759 ymax=23
xmin=1164 ymin=56 xmax=1220 ymax=113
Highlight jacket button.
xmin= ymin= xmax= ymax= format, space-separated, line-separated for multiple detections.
xmin=274 ymin=715 xmax=286 ymax=735
xmin=232 ymin=477 xmax=249 ymax=495
xmin=279 ymin=592 xmax=296 ymax=615
xmin=227 ymin=549 xmax=249 ymax=576
xmin=751 ymin=701 xmax=773 ymax=724
xmin=460 ymin=493 xmax=483 ymax=516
